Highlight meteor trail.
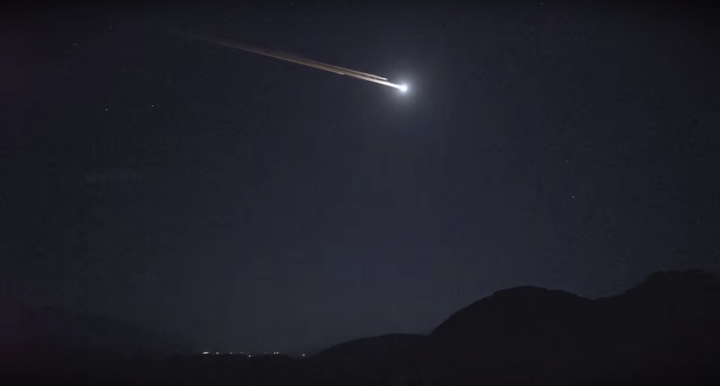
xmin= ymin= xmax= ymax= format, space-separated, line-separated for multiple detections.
xmin=180 ymin=32 xmax=408 ymax=92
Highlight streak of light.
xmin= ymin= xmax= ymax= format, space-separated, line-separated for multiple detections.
xmin=177 ymin=31 xmax=407 ymax=92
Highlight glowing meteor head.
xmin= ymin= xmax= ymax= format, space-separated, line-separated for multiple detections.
xmin=399 ymin=84 xmax=408 ymax=92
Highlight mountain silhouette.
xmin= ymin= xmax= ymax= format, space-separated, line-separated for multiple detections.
xmin=5 ymin=270 xmax=720 ymax=385
xmin=317 ymin=270 xmax=720 ymax=385
xmin=0 ymin=301 xmax=193 ymax=372
xmin=315 ymin=334 xmax=427 ymax=362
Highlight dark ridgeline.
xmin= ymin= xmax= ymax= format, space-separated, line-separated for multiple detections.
xmin=0 ymin=302 xmax=194 ymax=384
xmin=2 ymin=270 xmax=719 ymax=386
xmin=313 ymin=269 xmax=720 ymax=386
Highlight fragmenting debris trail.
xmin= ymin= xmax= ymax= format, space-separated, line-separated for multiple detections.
xmin=179 ymin=32 xmax=408 ymax=92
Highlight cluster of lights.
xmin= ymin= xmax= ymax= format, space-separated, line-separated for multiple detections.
xmin=202 ymin=350 xmax=294 ymax=356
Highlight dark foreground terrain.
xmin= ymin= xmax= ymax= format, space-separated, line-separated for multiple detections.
xmin=3 ymin=270 xmax=720 ymax=386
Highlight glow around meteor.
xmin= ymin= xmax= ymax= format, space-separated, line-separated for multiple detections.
xmin=180 ymin=32 xmax=408 ymax=92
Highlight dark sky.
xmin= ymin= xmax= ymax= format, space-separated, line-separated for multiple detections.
xmin=2 ymin=2 xmax=719 ymax=353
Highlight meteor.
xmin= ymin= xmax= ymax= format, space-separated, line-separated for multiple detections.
xmin=180 ymin=32 xmax=407 ymax=92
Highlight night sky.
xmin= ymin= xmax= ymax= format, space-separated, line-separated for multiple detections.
xmin=2 ymin=2 xmax=719 ymax=353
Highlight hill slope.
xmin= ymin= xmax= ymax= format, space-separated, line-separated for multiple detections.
xmin=317 ymin=270 xmax=720 ymax=385
xmin=0 ymin=302 xmax=192 ymax=367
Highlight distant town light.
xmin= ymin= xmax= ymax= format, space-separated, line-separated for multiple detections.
xmin=302 ymin=354 xmax=306 ymax=357
xmin=215 ymin=352 xmax=220 ymax=355
xmin=202 ymin=351 xmax=210 ymax=355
